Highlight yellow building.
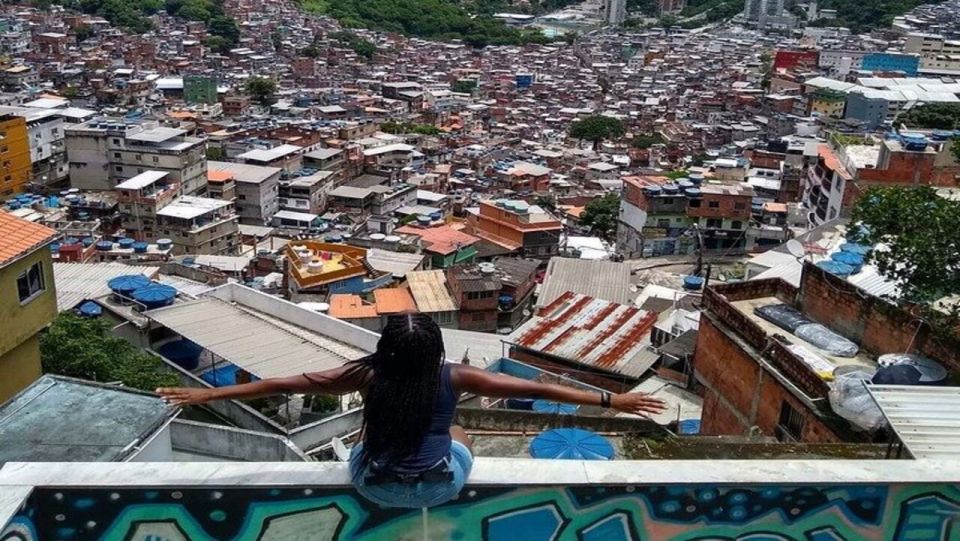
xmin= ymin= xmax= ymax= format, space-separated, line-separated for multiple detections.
xmin=0 ymin=113 xmax=32 ymax=197
xmin=810 ymin=90 xmax=847 ymax=119
xmin=0 ymin=211 xmax=57 ymax=402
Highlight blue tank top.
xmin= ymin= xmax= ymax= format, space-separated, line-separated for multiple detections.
xmin=389 ymin=363 xmax=458 ymax=474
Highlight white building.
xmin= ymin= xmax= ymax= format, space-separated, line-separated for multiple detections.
xmin=208 ymin=161 xmax=281 ymax=226
xmin=155 ymin=195 xmax=240 ymax=255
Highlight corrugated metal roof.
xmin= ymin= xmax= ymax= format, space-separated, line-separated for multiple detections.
xmin=406 ymin=270 xmax=458 ymax=313
xmin=867 ymin=385 xmax=960 ymax=460
xmin=144 ymin=298 xmax=367 ymax=379
xmin=509 ymin=291 xmax=658 ymax=378
xmin=867 ymin=384 xmax=960 ymax=460
xmin=365 ymin=248 xmax=423 ymax=277
xmin=53 ymin=262 xmax=160 ymax=311
xmin=537 ymin=258 xmax=632 ymax=309
xmin=156 ymin=274 xmax=215 ymax=298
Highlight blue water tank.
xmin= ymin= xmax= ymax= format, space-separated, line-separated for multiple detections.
xmin=678 ymin=419 xmax=701 ymax=434
xmin=644 ymin=185 xmax=662 ymax=195
xmin=132 ymin=241 xmax=149 ymax=254
xmin=78 ymin=301 xmax=102 ymax=318
xmin=417 ymin=215 xmax=432 ymax=225
xmin=96 ymin=241 xmax=114 ymax=251
xmin=499 ymin=295 xmax=514 ymax=305
xmin=132 ymin=283 xmax=177 ymax=309
xmin=157 ymin=339 xmax=203 ymax=371
xmin=108 ymin=274 xmax=152 ymax=298
xmin=157 ymin=238 xmax=173 ymax=250
xmin=430 ymin=211 xmax=442 ymax=221
xmin=683 ymin=275 xmax=705 ymax=290
xmin=662 ymin=184 xmax=680 ymax=194
xmin=678 ymin=180 xmax=694 ymax=189
xmin=118 ymin=238 xmax=135 ymax=249
xmin=7 ymin=201 xmax=20 ymax=210
xmin=64 ymin=236 xmax=79 ymax=245
xmin=47 ymin=196 xmax=59 ymax=208
xmin=685 ymin=188 xmax=701 ymax=198
xmin=817 ymin=260 xmax=855 ymax=277
xmin=50 ymin=242 xmax=60 ymax=252
xmin=81 ymin=237 xmax=94 ymax=247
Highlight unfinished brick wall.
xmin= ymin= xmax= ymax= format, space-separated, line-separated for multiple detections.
xmin=797 ymin=263 xmax=960 ymax=371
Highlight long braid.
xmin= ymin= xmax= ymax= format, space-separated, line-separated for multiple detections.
xmin=358 ymin=313 xmax=445 ymax=469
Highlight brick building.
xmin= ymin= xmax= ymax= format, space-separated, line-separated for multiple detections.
xmin=469 ymin=200 xmax=562 ymax=260
xmin=694 ymin=263 xmax=959 ymax=443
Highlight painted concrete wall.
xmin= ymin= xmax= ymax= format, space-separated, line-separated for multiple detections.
xmin=2 ymin=460 xmax=959 ymax=541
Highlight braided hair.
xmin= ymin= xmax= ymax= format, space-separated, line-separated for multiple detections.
xmin=354 ymin=313 xmax=445 ymax=470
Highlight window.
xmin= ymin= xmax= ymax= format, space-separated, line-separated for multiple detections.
xmin=708 ymin=201 xmax=720 ymax=209
xmin=115 ymin=166 xmax=122 ymax=172
xmin=688 ymin=199 xmax=701 ymax=208
xmin=731 ymin=220 xmax=743 ymax=230
xmin=706 ymin=218 xmax=722 ymax=228
xmin=776 ymin=401 xmax=804 ymax=442
xmin=17 ymin=262 xmax=45 ymax=304
xmin=114 ymin=151 xmax=122 ymax=159
xmin=152 ymin=156 xmax=159 ymax=163
xmin=112 ymin=138 xmax=120 ymax=145
xmin=734 ymin=202 xmax=747 ymax=210
xmin=237 ymin=194 xmax=246 ymax=200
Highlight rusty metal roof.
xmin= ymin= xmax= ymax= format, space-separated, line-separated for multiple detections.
xmin=508 ymin=291 xmax=658 ymax=378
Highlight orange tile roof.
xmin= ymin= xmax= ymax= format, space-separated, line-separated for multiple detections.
xmin=328 ymin=294 xmax=379 ymax=319
xmin=395 ymin=225 xmax=479 ymax=255
xmin=207 ymin=170 xmax=234 ymax=183
xmin=373 ymin=288 xmax=418 ymax=314
xmin=0 ymin=212 xmax=57 ymax=267
xmin=763 ymin=202 xmax=788 ymax=213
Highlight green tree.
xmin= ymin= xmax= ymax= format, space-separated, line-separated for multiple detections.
xmin=579 ymin=193 xmax=620 ymax=241
xmin=245 ymin=76 xmax=277 ymax=104
xmin=74 ymin=24 xmax=94 ymax=44
xmin=569 ymin=115 xmax=626 ymax=150
xmin=658 ymin=14 xmax=678 ymax=29
xmin=535 ymin=194 xmax=557 ymax=212
xmin=896 ymin=103 xmax=960 ymax=130
xmin=451 ymin=79 xmax=477 ymax=94
xmin=632 ymin=133 xmax=665 ymax=149
xmin=850 ymin=186 xmax=960 ymax=323
xmin=301 ymin=44 xmax=321 ymax=58
xmin=40 ymin=312 xmax=179 ymax=391
xmin=206 ymin=147 xmax=224 ymax=160
xmin=271 ymin=30 xmax=283 ymax=52
xmin=204 ymin=35 xmax=233 ymax=54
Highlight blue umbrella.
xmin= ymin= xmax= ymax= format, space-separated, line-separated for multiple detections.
xmin=529 ymin=428 xmax=614 ymax=460
xmin=532 ymin=400 xmax=579 ymax=415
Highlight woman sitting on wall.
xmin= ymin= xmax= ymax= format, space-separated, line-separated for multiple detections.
xmin=157 ymin=313 xmax=666 ymax=508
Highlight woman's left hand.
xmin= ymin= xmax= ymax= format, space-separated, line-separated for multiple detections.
xmin=610 ymin=393 xmax=668 ymax=417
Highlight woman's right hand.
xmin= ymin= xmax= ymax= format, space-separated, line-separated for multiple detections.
xmin=156 ymin=387 xmax=213 ymax=406
xmin=610 ymin=393 xmax=668 ymax=417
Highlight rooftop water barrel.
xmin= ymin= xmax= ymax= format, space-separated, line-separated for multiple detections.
xmin=430 ymin=211 xmax=442 ymax=221
xmin=297 ymin=248 xmax=313 ymax=263
xmin=49 ymin=242 xmax=60 ymax=252
xmin=132 ymin=241 xmax=149 ymax=254
xmin=6 ymin=201 xmax=20 ymax=210
xmin=108 ymin=274 xmax=152 ymax=299
xmin=47 ymin=196 xmax=59 ymax=208
xmin=183 ymin=257 xmax=195 ymax=266
xmin=132 ymin=283 xmax=177 ymax=309
xmin=307 ymin=259 xmax=324 ymax=273
xmin=683 ymin=275 xmax=705 ymax=290
xmin=327 ymin=234 xmax=342 ymax=242
xmin=662 ymin=184 xmax=680 ymax=194
xmin=81 ymin=237 xmax=94 ymax=247
xmin=76 ymin=212 xmax=90 ymax=221
xmin=157 ymin=339 xmax=203 ymax=371
xmin=499 ymin=295 xmax=514 ymax=305
xmin=417 ymin=215 xmax=432 ymax=225
xmin=118 ymin=238 xmax=135 ymax=249
xmin=678 ymin=180 xmax=694 ymax=189
xmin=685 ymin=188 xmax=702 ymax=198
xmin=644 ymin=185 xmax=662 ymax=195
xmin=96 ymin=241 xmax=114 ymax=251
xmin=384 ymin=235 xmax=401 ymax=244
xmin=78 ymin=301 xmax=102 ymax=318
xmin=370 ymin=233 xmax=386 ymax=241
xmin=156 ymin=238 xmax=173 ymax=250
xmin=817 ymin=260 xmax=855 ymax=277
xmin=688 ymin=173 xmax=704 ymax=184
xmin=64 ymin=237 xmax=79 ymax=245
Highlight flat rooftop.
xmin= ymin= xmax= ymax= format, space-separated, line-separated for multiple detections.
xmin=0 ymin=376 xmax=171 ymax=463
xmin=156 ymin=196 xmax=232 ymax=219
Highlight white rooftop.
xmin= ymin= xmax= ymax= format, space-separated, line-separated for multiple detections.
xmin=115 ymin=170 xmax=169 ymax=190
xmin=156 ymin=196 xmax=232 ymax=219
xmin=238 ymin=144 xmax=303 ymax=163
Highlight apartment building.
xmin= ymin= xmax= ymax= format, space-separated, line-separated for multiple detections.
xmin=115 ymin=170 xmax=181 ymax=240
xmin=904 ymin=33 xmax=960 ymax=74
xmin=65 ymin=119 xmax=206 ymax=194
xmin=469 ymin=200 xmax=562 ymax=260
xmin=278 ymin=171 xmax=334 ymax=214
xmin=155 ymin=196 xmax=240 ymax=255
xmin=207 ymin=161 xmax=281 ymax=225
xmin=0 ymin=106 xmax=67 ymax=189
xmin=0 ymin=113 xmax=31 ymax=197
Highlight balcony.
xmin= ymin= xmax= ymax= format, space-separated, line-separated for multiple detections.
xmin=2 ymin=460 xmax=957 ymax=540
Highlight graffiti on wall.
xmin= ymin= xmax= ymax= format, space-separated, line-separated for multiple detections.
xmin=3 ymin=483 xmax=960 ymax=541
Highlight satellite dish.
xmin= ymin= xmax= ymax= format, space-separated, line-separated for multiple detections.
xmin=786 ymin=239 xmax=806 ymax=259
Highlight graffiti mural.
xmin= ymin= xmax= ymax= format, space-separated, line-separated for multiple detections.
xmin=3 ymin=483 xmax=960 ymax=541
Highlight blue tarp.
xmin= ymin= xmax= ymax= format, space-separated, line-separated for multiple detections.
xmin=529 ymin=428 xmax=615 ymax=460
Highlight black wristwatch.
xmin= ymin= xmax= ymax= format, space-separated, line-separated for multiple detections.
xmin=600 ymin=391 xmax=612 ymax=409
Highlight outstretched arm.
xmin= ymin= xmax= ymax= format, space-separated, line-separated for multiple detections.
xmin=452 ymin=365 xmax=667 ymax=417
xmin=156 ymin=363 xmax=371 ymax=406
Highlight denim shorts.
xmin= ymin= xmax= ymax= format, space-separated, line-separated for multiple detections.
xmin=349 ymin=441 xmax=474 ymax=508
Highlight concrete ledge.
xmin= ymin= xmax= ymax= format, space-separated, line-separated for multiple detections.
xmin=1 ymin=459 xmax=957 ymax=488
